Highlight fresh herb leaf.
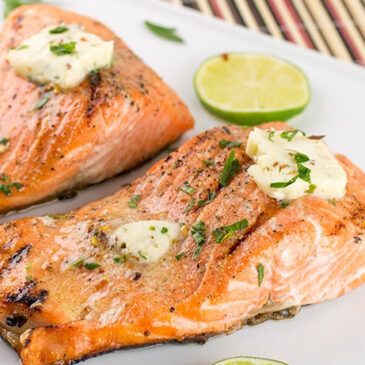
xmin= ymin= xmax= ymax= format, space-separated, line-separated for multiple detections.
xmin=144 ymin=21 xmax=184 ymax=43
xmin=68 ymin=257 xmax=85 ymax=269
xmin=280 ymin=130 xmax=305 ymax=142
xmin=0 ymin=181 xmax=23 ymax=196
xmin=26 ymin=264 xmax=32 ymax=270
xmin=1 ymin=174 xmax=9 ymax=181
xmin=294 ymin=152 xmax=310 ymax=164
xmin=257 ymin=263 xmax=264 ymax=287
xmin=191 ymin=221 xmax=206 ymax=259
xmin=297 ymin=163 xmax=311 ymax=183
xmin=149 ymin=226 xmax=155 ymax=231
xmin=128 ymin=194 xmax=141 ymax=208
xmin=3 ymin=0 xmax=41 ymax=18
xmin=328 ymin=199 xmax=336 ymax=206
xmin=113 ymin=256 xmax=122 ymax=263
xmin=305 ymin=184 xmax=316 ymax=194
xmin=50 ymin=41 xmax=76 ymax=56
xmin=270 ymin=175 xmax=298 ymax=188
xmin=16 ymin=44 xmax=29 ymax=50
xmin=47 ymin=214 xmax=68 ymax=220
xmin=180 ymin=184 xmax=195 ymax=195
xmin=138 ymin=251 xmax=147 ymax=260
xmin=49 ymin=26 xmax=69 ymax=34
xmin=0 ymin=138 xmax=8 ymax=145
xmin=219 ymin=150 xmax=239 ymax=187
xmin=161 ymin=227 xmax=168 ymax=234
xmin=84 ymin=262 xmax=100 ymax=270
xmin=33 ymin=96 xmax=50 ymax=110
xmin=213 ymin=218 xmax=248 ymax=243
xmin=25 ymin=275 xmax=33 ymax=281
xmin=175 ymin=252 xmax=185 ymax=261
xmin=197 ymin=190 xmax=216 ymax=207
xmin=268 ymin=131 xmax=275 ymax=142
xmin=203 ymin=159 xmax=214 ymax=166
xmin=184 ymin=198 xmax=195 ymax=214
xmin=280 ymin=201 xmax=290 ymax=209
xmin=219 ymin=139 xmax=242 ymax=148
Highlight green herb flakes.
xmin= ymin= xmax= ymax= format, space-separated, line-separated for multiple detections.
xmin=128 ymin=194 xmax=141 ymax=208
xmin=33 ymin=96 xmax=50 ymax=110
xmin=0 ymin=138 xmax=8 ymax=145
xmin=268 ymin=131 xmax=275 ymax=142
xmin=191 ymin=221 xmax=206 ymax=259
xmin=305 ymin=184 xmax=316 ymax=194
xmin=203 ymin=159 xmax=214 ymax=166
xmin=219 ymin=150 xmax=239 ymax=187
xmin=25 ymin=275 xmax=33 ymax=281
xmin=138 ymin=251 xmax=147 ymax=260
xmin=50 ymin=41 xmax=76 ymax=56
xmin=280 ymin=201 xmax=290 ymax=209
xmin=179 ymin=184 xmax=195 ymax=195
xmin=219 ymin=139 xmax=242 ymax=148
xmin=197 ymin=190 xmax=216 ymax=207
xmin=280 ymin=130 xmax=305 ymax=142
xmin=184 ymin=198 xmax=195 ymax=214
xmin=161 ymin=227 xmax=168 ymax=234
xmin=257 ymin=263 xmax=264 ymax=287
xmin=4 ymin=0 xmax=41 ymax=18
xmin=49 ymin=26 xmax=69 ymax=34
xmin=84 ymin=262 xmax=100 ymax=270
xmin=175 ymin=252 xmax=185 ymax=261
xmin=68 ymin=257 xmax=85 ymax=269
xmin=328 ymin=199 xmax=336 ymax=206
xmin=212 ymin=218 xmax=248 ymax=243
xmin=0 ymin=181 xmax=23 ymax=196
xmin=144 ymin=21 xmax=184 ymax=43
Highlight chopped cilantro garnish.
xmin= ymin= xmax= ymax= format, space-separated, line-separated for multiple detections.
xmin=219 ymin=139 xmax=242 ymax=148
xmin=26 ymin=264 xmax=32 ymax=271
xmin=305 ymin=184 xmax=316 ymax=194
xmin=49 ymin=26 xmax=69 ymax=34
xmin=280 ymin=201 xmax=290 ymax=209
xmin=184 ymin=198 xmax=195 ymax=214
xmin=203 ymin=159 xmax=214 ymax=166
xmin=113 ymin=256 xmax=126 ymax=264
xmin=68 ymin=257 xmax=85 ymax=269
xmin=47 ymin=214 xmax=68 ymax=220
xmin=84 ymin=262 xmax=100 ymax=270
xmin=16 ymin=45 xmax=29 ymax=50
xmin=197 ymin=190 xmax=216 ymax=207
xmin=219 ymin=150 xmax=239 ymax=187
xmin=175 ymin=252 xmax=185 ymax=261
xmin=50 ymin=41 xmax=76 ymax=56
xmin=280 ymin=130 xmax=305 ymax=142
xmin=33 ymin=96 xmax=50 ymax=110
xmin=1 ymin=174 xmax=9 ymax=181
xmin=144 ymin=21 xmax=184 ymax=43
xmin=0 ymin=181 xmax=23 ymax=196
xmin=257 ymin=263 xmax=264 ymax=286
xmin=0 ymin=138 xmax=8 ymax=145
xmin=297 ymin=163 xmax=311 ymax=183
xmin=268 ymin=131 xmax=275 ymax=142
xmin=25 ymin=275 xmax=33 ymax=281
xmin=149 ymin=226 xmax=156 ymax=231
xmin=128 ymin=194 xmax=141 ymax=208
xmin=191 ymin=221 xmax=206 ymax=259
xmin=161 ymin=227 xmax=168 ymax=234
xmin=138 ymin=251 xmax=147 ymax=260
xmin=179 ymin=184 xmax=195 ymax=195
xmin=328 ymin=199 xmax=336 ymax=206
xmin=270 ymin=175 xmax=298 ymax=188
xmin=294 ymin=152 xmax=310 ymax=164
xmin=212 ymin=218 xmax=248 ymax=243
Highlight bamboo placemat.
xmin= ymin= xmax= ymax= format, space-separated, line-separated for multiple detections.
xmin=165 ymin=0 xmax=365 ymax=66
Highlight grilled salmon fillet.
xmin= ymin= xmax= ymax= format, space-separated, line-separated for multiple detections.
xmin=0 ymin=122 xmax=364 ymax=365
xmin=0 ymin=4 xmax=193 ymax=213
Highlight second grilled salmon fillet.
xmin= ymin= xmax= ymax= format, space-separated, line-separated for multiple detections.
xmin=0 ymin=122 xmax=364 ymax=365
xmin=0 ymin=4 xmax=193 ymax=213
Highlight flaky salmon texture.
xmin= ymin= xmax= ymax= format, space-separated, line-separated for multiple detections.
xmin=0 ymin=4 xmax=193 ymax=213
xmin=0 ymin=122 xmax=364 ymax=365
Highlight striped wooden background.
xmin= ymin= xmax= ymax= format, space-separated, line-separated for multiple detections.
xmin=165 ymin=0 xmax=365 ymax=66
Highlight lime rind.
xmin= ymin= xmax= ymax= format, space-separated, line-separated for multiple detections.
xmin=212 ymin=355 xmax=289 ymax=365
xmin=194 ymin=53 xmax=311 ymax=126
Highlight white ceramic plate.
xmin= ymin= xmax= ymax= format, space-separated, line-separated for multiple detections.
xmin=1 ymin=0 xmax=365 ymax=364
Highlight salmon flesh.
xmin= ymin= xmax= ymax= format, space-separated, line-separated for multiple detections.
xmin=0 ymin=4 xmax=194 ymax=213
xmin=0 ymin=122 xmax=364 ymax=364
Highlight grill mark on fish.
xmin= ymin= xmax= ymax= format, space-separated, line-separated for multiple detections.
xmin=0 ymin=244 xmax=31 ymax=277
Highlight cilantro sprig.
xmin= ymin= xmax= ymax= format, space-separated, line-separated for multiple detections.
xmin=191 ymin=221 xmax=206 ymax=259
xmin=212 ymin=218 xmax=248 ymax=243
xmin=219 ymin=150 xmax=239 ymax=187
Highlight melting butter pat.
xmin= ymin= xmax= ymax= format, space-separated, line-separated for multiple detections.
xmin=7 ymin=25 xmax=114 ymax=89
xmin=246 ymin=128 xmax=347 ymax=201
xmin=111 ymin=220 xmax=181 ymax=263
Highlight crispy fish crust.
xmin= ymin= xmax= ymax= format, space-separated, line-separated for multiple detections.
xmin=0 ymin=4 xmax=193 ymax=212
xmin=0 ymin=122 xmax=364 ymax=365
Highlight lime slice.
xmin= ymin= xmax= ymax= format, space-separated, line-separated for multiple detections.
xmin=194 ymin=53 xmax=310 ymax=125
xmin=213 ymin=356 xmax=288 ymax=365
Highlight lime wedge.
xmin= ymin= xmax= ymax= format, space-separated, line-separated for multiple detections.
xmin=194 ymin=53 xmax=310 ymax=125
xmin=213 ymin=356 xmax=288 ymax=365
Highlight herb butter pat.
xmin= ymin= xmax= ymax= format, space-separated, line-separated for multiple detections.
xmin=111 ymin=220 xmax=181 ymax=263
xmin=7 ymin=25 xmax=114 ymax=89
xmin=246 ymin=128 xmax=347 ymax=201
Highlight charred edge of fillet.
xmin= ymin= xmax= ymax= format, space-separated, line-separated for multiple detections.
xmin=5 ymin=281 xmax=48 ymax=310
xmin=0 ymin=244 xmax=32 ymax=277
